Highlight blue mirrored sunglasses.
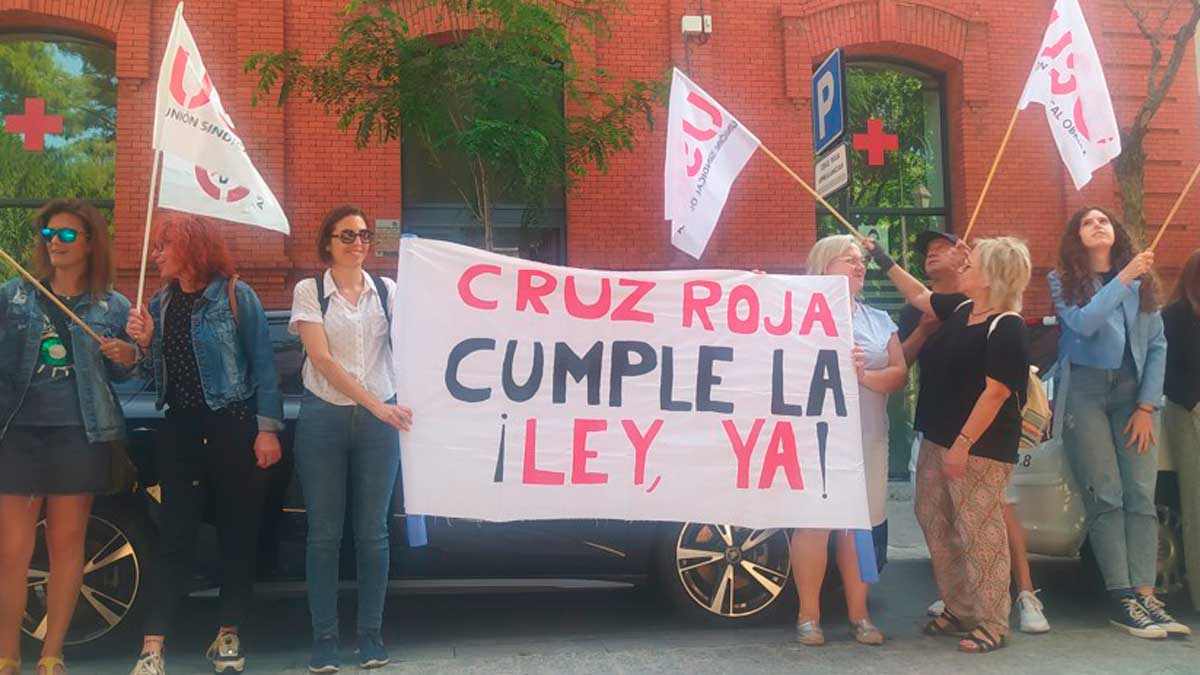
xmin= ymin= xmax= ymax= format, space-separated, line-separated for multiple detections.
xmin=41 ymin=227 xmax=83 ymax=244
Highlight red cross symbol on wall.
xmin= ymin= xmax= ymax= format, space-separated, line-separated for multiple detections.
xmin=4 ymin=98 xmax=63 ymax=152
xmin=853 ymin=118 xmax=899 ymax=166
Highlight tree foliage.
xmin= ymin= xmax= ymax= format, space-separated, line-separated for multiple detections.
xmin=1116 ymin=0 xmax=1200 ymax=239
xmin=246 ymin=0 xmax=663 ymax=253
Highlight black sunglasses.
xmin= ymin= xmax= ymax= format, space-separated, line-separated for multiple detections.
xmin=41 ymin=227 xmax=86 ymax=244
xmin=329 ymin=230 xmax=374 ymax=244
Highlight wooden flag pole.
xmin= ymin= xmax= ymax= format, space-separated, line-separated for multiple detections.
xmin=0 ymin=247 xmax=104 ymax=343
xmin=961 ymin=106 xmax=1022 ymax=243
xmin=1149 ymin=159 xmax=1200 ymax=252
xmin=135 ymin=150 xmax=163 ymax=309
xmin=757 ymin=143 xmax=864 ymax=240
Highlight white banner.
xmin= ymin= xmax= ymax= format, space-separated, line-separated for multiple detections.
xmin=153 ymin=2 xmax=288 ymax=236
xmin=393 ymin=239 xmax=869 ymax=529
xmin=665 ymin=69 xmax=760 ymax=260
xmin=158 ymin=151 xmax=289 ymax=234
xmin=1019 ymin=0 xmax=1121 ymax=190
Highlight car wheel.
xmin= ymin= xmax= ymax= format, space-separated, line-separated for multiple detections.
xmin=1156 ymin=501 xmax=1186 ymax=596
xmin=655 ymin=523 xmax=792 ymax=625
xmin=24 ymin=500 xmax=152 ymax=648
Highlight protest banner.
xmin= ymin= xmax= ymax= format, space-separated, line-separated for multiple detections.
xmin=393 ymin=239 xmax=870 ymax=530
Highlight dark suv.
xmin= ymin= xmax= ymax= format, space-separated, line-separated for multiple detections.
xmin=26 ymin=310 xmax=857 ymax=649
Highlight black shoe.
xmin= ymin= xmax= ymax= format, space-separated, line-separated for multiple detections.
xmin=1109 ymin=596 xmax=1167 ymax=639
xmin=1138 ymin=594 xmax=1192 ymax=637
xmin=308 ymin=634 xmax=340 ymax=673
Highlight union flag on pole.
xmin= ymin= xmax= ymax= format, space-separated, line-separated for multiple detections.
xmin=1018 ymin=0 xmax=1121 ymax=190
xmin=665 ymin=69 xmax=760 ymax=259
xmin=153 ymin=3 xmax=289 ymax=234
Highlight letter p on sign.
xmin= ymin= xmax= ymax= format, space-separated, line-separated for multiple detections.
xmin=811 ymin=48 xmax=845 ymax=155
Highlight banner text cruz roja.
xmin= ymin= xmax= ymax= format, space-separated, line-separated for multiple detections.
xmin=445 ymin=263 xmax=852 ymax=492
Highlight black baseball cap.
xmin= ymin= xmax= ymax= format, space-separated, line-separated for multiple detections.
xmin=915 ymin=231 xmax=961 ymax=258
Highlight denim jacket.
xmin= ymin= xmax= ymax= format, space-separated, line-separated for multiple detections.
xmin=141 ymin=277 xmax=283 ymax=432
xmin=0 ymin=278 xmax=133 ymax=443
xmin=1048 ymin=270 xmax=1167 ymax=433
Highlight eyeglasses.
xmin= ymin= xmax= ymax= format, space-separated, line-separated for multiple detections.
xmin=837 ymin=255 xmax=866 ymax=268
xmin=41 ymin=227 xmax=84 ymax=244
xmin=329 ymin=230 xmax=374 ymax=244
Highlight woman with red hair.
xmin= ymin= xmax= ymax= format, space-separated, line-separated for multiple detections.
xmin=125 ymin=214 xmax=283 ymax=675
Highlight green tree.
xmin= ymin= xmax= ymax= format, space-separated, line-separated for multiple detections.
xmin=1115 ymin=0 xmax=1200 ymax=239
xmin=246 ymin=0 xmax=661 ymax=254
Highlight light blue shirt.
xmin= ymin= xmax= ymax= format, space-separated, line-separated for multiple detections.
xmin=853 ymin=301 xmax=897 ymax=444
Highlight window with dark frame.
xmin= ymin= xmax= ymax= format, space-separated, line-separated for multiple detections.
xmin=0 ymin=33 xmax=116 ymax=269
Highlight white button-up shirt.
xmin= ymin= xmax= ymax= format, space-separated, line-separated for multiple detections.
xmin=289 ymin=270 xmax=396 ymax=406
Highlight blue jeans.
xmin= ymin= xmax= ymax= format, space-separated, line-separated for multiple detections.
xmin=294 ymin=391 xmax=400 ymax=638
xmin=1061 ymin=364 xmax=1158 ymax=590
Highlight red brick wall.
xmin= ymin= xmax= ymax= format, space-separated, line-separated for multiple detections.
xmin=4 ymin=0 xmax=1198 ymax=316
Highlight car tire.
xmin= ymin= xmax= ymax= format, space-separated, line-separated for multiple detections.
xmin=654 ymin=522 xmax=793 ymax=626
xmin=23 ymin=497 xmax=153 ymax=650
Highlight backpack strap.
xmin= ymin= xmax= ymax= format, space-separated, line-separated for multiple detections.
xmin=987 ymin=311 xmax=1021 ymax=338
xmin=369 ymin=272 xmax=392 ymax=325
xmin=315 ymin=273 xmax=330 ymax=317
xmin=227 ymin=274 xmax=240 ymax=327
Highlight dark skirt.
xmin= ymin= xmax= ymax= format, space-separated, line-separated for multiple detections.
xmin=0 ymin=425 xmax=112 ymax=495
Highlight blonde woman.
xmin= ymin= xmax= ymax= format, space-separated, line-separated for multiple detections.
xmin=790 ymin=235 xmax=906 ymax=647
xmin=867 ymin=237 xmax=1032 ymax=654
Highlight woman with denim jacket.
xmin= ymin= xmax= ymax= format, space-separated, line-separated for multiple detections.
xmin=125 ymin=214 xmax=284 ymax=675
xmin=289 ymin=206 xmax=413 ymax=673
xmin=1048 ymin=206 xmax=1188 ymax=639
xmin=0 ymin=200 xmax=136 ymax=675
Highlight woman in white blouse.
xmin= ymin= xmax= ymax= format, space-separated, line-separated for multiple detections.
xmin=289 ymin=206 xmax=413 ymax=673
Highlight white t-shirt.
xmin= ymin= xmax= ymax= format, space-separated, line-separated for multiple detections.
xmin=854 ymin=301 xmax=898 ymax=527
xmin=289 ymin=270 xmax=396 ymax=406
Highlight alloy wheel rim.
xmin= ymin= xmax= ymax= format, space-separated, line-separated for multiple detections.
xmin=24 ymin=514 xmax=140 ymax=645
xmin=675 ymin=524 xmax=791 ymax=618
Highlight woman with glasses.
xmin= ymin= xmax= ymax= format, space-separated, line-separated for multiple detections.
xmin=289 ymin=206 xmax=412 ymax=673
xmin=126 ymin=214 xmax=283 ymax=675
xmin=789 ymin=235 xmax=906 ymax=647
xmin=0 ymin=200 xmax=136 ymax=675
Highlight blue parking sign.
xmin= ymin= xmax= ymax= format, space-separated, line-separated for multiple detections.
xmin=811 ymin=48 xmax=845 ymax=156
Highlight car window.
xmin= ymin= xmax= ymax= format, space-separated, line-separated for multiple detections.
xmin=269 ymin=315 xmax=304 ymax=396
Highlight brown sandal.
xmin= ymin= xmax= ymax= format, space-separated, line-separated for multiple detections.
xmin=958 ymin=626 xmax=1007 ymax=654
xmin=923 ymin=608 xmax=970 ymax=637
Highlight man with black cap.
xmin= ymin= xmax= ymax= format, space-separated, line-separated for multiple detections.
xmin=898 ymin=229 xmax=1051 ymax=634
xmin=895 ymin=230 xmax=965 ymax=361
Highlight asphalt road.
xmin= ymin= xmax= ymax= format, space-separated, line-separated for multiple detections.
xmin=30 ymin=555 xmax=1199 ymax=675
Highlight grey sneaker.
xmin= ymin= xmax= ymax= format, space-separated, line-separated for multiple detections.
xmin=849 ymin=618 xmax=885 ymax=645
xmin=129 ymin=653 xmax=166 ymax=675
xmin=356 ymin=631 xmax=389 ymax=669
xmin=1138 ymin=594 xmax=1192 ymax=637
xmin=205 ymin=633 xmax=245 ymax=673
xmin=795 ymin=620 xmax=825 ymax=646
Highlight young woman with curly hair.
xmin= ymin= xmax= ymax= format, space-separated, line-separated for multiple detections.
xmin=1048 ymin=206 xmax=1188 ymax=639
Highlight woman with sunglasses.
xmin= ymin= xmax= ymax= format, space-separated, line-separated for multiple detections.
xmin=289 ymin=206 xmax=412 ymax=673
xmin=125 ymin=214 xmax=283 ymax=675
xmin=1 ymin=200 xmax=136 ymax=675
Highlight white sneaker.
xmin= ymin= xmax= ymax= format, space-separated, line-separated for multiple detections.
xmin=927 ymin=599 xmax=945 ymax=617
xmin=1017 ymin=590 xmax=1051 ymax=633
xmin=130 ymin=653 xmax=166 ymax=675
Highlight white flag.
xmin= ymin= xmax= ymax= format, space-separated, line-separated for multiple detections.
xmin=158 ymin=151 xmax=289 ymax=234
xmin=1018 ymin=0 xmax=1121 ymax=190
xmin=152 ymin=3 xmax=289 ymax=233
xmin=665 ymin=69 xmax=760 ymax=259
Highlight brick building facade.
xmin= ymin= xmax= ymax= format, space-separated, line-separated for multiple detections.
xmin=2 ymin=0 xmax=1198 ymax=313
